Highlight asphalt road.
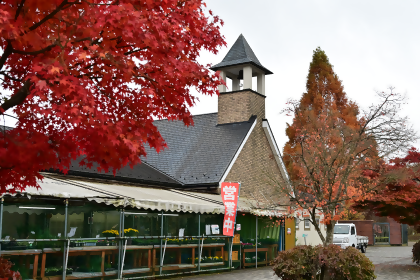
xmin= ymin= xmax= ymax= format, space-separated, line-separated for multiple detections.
xmin=172 ymin=243 xmax=420 ymax=280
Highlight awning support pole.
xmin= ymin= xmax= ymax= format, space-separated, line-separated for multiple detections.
xmin=159 ymin=210 xmax=164 ymax=276
xmin=230 ymin=237 xmax=234 ymax=269
xmin=198 ymin=214 xmax=201 ymax=272
xmin=120 ymin=239 xmax=128 ymax=279
xmin=62 ymin=199 xmax=68 ymax=280
xmin=256 ymin=215 xmax=258 ymax=268
xmin=0 ymin=197 xmax=4 ymax=256
xmin=200 ymin=236 xmax=204 ymax=268
xmin=0 ymin=198 xmax=3 ymax=256
xmin=118 ymin=209 xmax=123 ymax=279
xmin=161 ymin=238 xmax=167 ymax=270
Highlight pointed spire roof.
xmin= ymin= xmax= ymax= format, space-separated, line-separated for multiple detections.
xmin=211 ymin=34 xmax=273 ymax=75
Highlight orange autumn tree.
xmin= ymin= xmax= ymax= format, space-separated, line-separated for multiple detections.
xmin=0 ymin=0 xmax=225 ymax=193
xmin=279 ymin=48 xmax=416 ymax=245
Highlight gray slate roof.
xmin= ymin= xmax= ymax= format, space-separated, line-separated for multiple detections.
xmin=68 ymin=158 xmax=182 ymax=185
xmin=210 ymin=34 xmax=273 ymax=75
xmin=67 ymin=113 xmax=256 ymax=187
xmin=143 ymin=113 xmax=256 ymax=185
xmin=0 ymin=125 xmax=14 ymax=132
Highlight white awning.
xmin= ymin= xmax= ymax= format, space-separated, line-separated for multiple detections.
xmin=6 ymin=175 xmax=224 ymax=214
xmin=3 ymin=174 xmax=287 ymax=216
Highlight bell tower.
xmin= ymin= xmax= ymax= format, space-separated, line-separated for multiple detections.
xmin=211 ymin=34 xmax=273 ymax=124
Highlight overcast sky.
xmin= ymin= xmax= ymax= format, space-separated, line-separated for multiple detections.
xmin=3 ymin=0 xmax=419 ymax=153
xmin=190 ymin=0 xmax=420 ymax=152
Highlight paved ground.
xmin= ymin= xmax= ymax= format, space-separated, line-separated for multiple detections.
xmin=366 ymin=242 xmax=420 ymax=280
xmin=173 ymin=243 xmax=420 ymax=280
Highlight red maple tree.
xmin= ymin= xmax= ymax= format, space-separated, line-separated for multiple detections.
xmin=354 ymin=147 xmax=420 ymax=230
xmin=0 ymin=0 xmax=226 ymax=193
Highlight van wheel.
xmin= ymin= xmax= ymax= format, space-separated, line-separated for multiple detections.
xmin=361 ymin=245 xmax=366 ymax=253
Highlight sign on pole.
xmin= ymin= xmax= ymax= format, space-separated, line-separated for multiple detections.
xmin=221 ymin=182 xmax=240 ymax=236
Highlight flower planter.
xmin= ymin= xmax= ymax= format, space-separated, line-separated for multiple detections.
xmin=70 ymin=242 xmax=83 ymax=247
xmin=2 ymin=245 xmax=27 ymax=251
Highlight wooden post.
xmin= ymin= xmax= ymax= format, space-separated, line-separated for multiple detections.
xmin=148 ymin=249 xmax=151 ymax=269
xmin=176 ymin=249 xmax=181 ymax=264
xmin=101 ymin=251 xmax=105 ymax=276
xmin=25 ymin=256 xmax=30 ymax=269
xmin=32 ymin=254 xmax=39 ymax=279
xmin=221 ymin=246 xmax=224 ymax=261
xmin=40 ymin=253 xmax=46 ymax=278
xmin=152 ymin=249 xmax=156 ymax=275
xmin=192 ymin=248 xmax=195 ymax=265
xmin=107 ymin=254 xmax=111 ymax=265
xmin=86 ymin=252 xmax=91 ymax=269
xmin=133 ymin=250 xmax=138 ymax=268
xmin=265 ymin=251 xmax=268 ymax=266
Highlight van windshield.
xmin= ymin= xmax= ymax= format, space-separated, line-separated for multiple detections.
xmin=334 ymin=225 xmax=350 ymax=234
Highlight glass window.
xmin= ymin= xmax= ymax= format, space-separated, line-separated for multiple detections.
xmin=295 ymin=218 xmax=299 ymax=229
xmin=334 ymin=225 xmax=350 ymax=234
xmin=315 ymin=218 xmax=320 ymax=228
xmin=304 ymin=219 xmax=310 ymax=229
xmin=162 ymin=212 xmax=198 ymax=237
xmin=91 ymin=210 xmax=120 ymax=238
xmin=351 ymin=226 xmax=355 ymax=235
xmin=124 ymin=210 xmax=161 ymax=236
xmin=199 ymin=214 xmax=224 ymax=237
xmin=3 ymin=203 xmax=65 ymax=250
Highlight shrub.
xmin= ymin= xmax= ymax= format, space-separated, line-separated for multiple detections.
xmin=412 ymin=241 xmax=420 ymax=265
xmin=0 ymin=257 xmax=22 ymax=280
xmin=271 ymin=245 xmax=376 ymax=280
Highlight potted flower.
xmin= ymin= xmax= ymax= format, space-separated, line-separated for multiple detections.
xmin=214 ymin=256 xmax=223 ymax=262
xmin=242 ymin=243 xmax=254 ymax=249
xmin=96 ymin=239 xmax=109 ymax=246
xmin=123 ymin=228 xmax=138 ymax=245
xmin=102 ymin=229 xmax=119 ymax=238
xmin=45 ymin=267 xmax=60 ymax=276
xmin=124 ymin=228 xmax=139 ymax=237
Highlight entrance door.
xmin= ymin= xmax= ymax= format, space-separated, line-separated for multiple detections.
xmin=373 ymin=223 xmax=390 ymax=245
xmin=401 ymin=224 xmax=408 ymax=245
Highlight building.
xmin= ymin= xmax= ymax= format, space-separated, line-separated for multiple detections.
xmin=0 ymin=34 xmax=305 ymax=279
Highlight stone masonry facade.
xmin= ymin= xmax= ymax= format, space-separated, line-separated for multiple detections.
xmin=221 ymin=90 xmax=288 ymax=206
xmin=218 ymin=90 xmax=266 ymax=124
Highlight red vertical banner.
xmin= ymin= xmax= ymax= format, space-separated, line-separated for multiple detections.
xmin=221 ymin=182 xmax=240 ymax=236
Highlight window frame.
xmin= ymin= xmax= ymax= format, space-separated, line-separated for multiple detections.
xmin=304 ymin=218 xmax=311 ymax=230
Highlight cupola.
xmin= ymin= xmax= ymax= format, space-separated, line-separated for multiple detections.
xmin=210 ymin=34 xmax=273 ymax=95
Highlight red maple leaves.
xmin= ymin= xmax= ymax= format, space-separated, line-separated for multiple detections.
xmin=354 ymin=148 xmax=420 ymax=229
xmin=0 ymin=0 xmax=226 ymax=193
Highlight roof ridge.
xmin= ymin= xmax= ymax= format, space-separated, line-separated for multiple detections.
xmin=141 ymin=161 xmax=184 ymax=184
xmin=210 ymin=34 xmax=273 ymax=75
xmin=152 ymin=112 xmax=217 ymax=123
xmin=240 ymin=34 xmax=261 ymax=64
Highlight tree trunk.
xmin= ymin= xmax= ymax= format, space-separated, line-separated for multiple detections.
xmin=324 ymin=220 xmax=336 ymax=245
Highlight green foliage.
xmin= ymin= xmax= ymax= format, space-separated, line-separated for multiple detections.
xmin=272 ymin=245 xmax=376 ymax=280
xmin=412 ymin=241 xmax=420 ymax=265
xmin=259 ymin=238 xmax=277 ymax=245
xmin=131 ymin=238 xmax=160 ymax=245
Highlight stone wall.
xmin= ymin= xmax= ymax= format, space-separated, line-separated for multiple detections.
xmin=220 ymin=90 xmax=287 ymax=206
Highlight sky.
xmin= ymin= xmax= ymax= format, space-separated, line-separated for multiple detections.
xmin=189 ymin=0 xmax=420 ymax=151
xmin=3 ymin=0 xmax=420 ymax=152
